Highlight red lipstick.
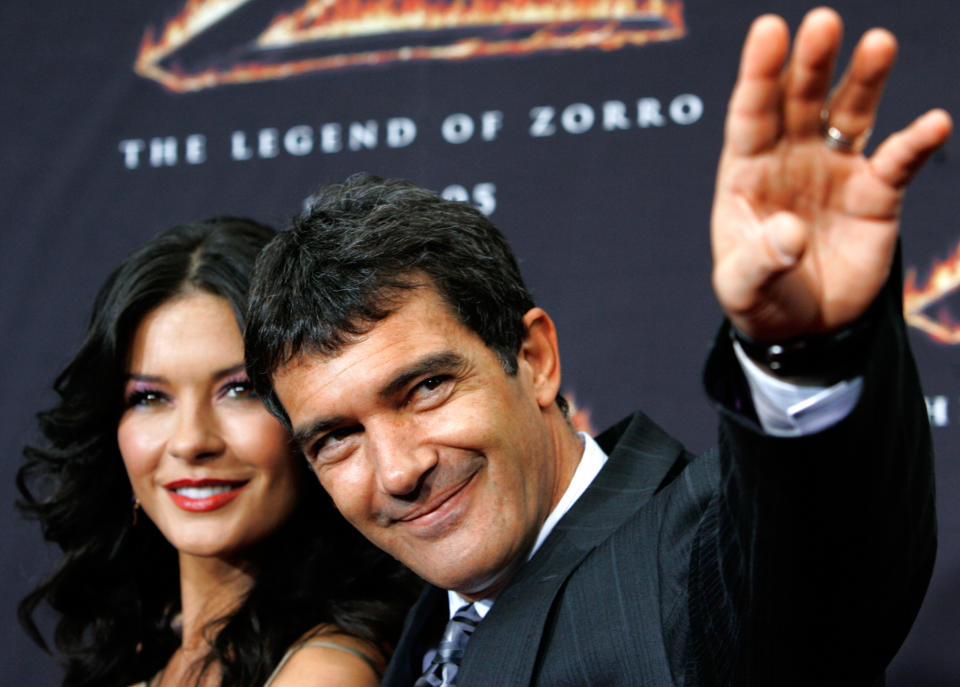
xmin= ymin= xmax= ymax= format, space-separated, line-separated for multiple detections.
xmin=163 ymin=479 xmax=248 ymax=513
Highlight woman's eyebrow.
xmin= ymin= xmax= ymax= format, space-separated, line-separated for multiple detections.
xmin=124 ymin=373 xmax=166 ymax=383
xmin=212 ymin=362 xmax=246 ymax=379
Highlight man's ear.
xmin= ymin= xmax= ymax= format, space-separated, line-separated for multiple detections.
xmin=518 ymin=308 xmax=562 ymax=409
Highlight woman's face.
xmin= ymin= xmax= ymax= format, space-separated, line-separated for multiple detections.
xmin=117 ymin=291 xmax=299 ymax=560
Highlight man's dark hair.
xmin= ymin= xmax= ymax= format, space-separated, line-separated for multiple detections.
xmin=245 ymin=173 xmax=556 ymax=425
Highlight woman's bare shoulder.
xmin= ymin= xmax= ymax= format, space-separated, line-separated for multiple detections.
xmin=266 ymin=626 xmax=386 ymax=687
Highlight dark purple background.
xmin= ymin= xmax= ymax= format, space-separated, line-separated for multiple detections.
xmin=3 ymin=1 xmax=958 ymax=683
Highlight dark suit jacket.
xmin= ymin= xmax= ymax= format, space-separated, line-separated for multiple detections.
xmin=383 ymin=270 xmax=936 ymax=686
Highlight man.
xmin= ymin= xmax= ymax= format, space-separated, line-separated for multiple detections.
xmin=245 ymin=8 xmax=951 ymax=685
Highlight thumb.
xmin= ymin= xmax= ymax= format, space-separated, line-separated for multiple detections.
xmin=713 ymin=211 xmax=808 ymax=316
xmin=764 ymin=211 xmax=807 ymax=266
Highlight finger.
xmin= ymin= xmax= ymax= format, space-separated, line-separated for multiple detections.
xmin=870 ymin=109 xmax=953 ymax=189
xmin=824 ymin=28 xmax=898 ymax=146
xmin=783 ymin=7 xmax=843 ymax=138
xmin=724 ymin=14 xmax=790 ymax=156
xmin=714 ymin=204 xmax=808 ymax=315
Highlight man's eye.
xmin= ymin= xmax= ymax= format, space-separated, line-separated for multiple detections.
xmin=416 ymin=375 xmax=453 ymax=395
xmin=420 ymin=376 xmax=447 ymax=391
xmin=407 ymin=375 xmax=454 ymax=409
xmin=311 ymin=426 xmax=361 ymax=464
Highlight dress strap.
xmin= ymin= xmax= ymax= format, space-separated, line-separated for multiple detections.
xmin=262 ymin=639 xmax=382 ymax=686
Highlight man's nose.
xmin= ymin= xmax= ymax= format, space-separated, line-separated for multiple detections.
xmin=167 ymin=401 xmax=225 ymax=462
xmin=367 ymin=419 xmax=437 ymax=496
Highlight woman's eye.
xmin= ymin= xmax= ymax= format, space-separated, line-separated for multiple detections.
xmin=222 ymin=380 xmax=256 ymax=399
xmin=125 ymin=390 xmax=168 ymax=408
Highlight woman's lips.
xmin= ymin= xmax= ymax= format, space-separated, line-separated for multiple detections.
xmin=163 ymin=479 xmax=249 ymax=512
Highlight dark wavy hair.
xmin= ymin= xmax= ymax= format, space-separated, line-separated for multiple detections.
xmin=245 ymin=173 xmax=566 ymax=425
xmin=17 ymin=217 xmax=418 ymax=687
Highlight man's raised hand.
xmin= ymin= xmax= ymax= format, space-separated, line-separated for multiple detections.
xmin=711 ymin=7 xmax=952 ymax=343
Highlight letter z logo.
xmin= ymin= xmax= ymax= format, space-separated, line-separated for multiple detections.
xmin=135 ymin=0 xmax=687 ymax=92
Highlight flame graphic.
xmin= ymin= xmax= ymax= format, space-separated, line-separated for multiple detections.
xmin=135 ymin=0 xmax=254 ymax=90
xmin=904 ymin=240 xmax=960 ymax=344
xmin=135 ymin=0 xmax=685 ymax=92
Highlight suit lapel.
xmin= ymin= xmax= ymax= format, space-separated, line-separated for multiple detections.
xmin=381 ymin=584 xmax=446 ymax=687
xmin=458 ymin=411 xmax=689 ymax=685
xmin=563 ymin=411 xmax=690 ymax=549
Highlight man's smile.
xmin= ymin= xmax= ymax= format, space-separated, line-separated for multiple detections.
xmin=391 ymin=470 xmax=480 ymax=537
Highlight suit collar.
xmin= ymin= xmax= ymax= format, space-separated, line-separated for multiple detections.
xmin=560 ymin=410 xmax=690 ymax=548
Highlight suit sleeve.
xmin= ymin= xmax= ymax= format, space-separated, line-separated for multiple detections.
xmin=689 ymin=252 xmax=937 ymax=686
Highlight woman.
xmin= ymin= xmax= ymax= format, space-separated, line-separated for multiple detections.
xmin=17 ymin=218 xmax=418 ymax=686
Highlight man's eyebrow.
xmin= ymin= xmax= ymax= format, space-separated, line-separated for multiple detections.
xmin=292 ymin=415 xmax=351 ymax=450
xmin=378 ymin=352 xmax=467 ymax=401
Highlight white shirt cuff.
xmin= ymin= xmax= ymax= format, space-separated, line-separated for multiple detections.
xmin=733 ymin=340 xmax=864 ymax=437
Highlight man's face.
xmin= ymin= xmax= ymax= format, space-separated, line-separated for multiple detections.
xmin=273 ymin=286 xmax=567 ymax=598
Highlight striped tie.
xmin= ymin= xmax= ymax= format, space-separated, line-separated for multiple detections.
xmin=414 ymin=603 xmax=482 ymax=687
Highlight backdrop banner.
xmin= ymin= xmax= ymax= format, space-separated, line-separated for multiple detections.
xmin=3 ymin=1 xmax=958 ymax=683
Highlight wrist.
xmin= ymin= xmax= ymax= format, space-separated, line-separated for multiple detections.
xmin=729 ymin=311 xmax=879 ymax=384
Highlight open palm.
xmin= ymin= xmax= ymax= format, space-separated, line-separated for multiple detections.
xmin=712 ymin=8 xmax=951 ymax=342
